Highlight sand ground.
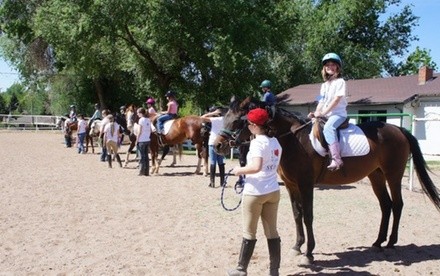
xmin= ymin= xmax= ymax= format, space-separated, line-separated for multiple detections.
xmin=0 ymin=131 xmax=439 ymax=275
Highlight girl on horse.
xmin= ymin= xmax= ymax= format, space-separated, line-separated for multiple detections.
xmin=308 ymin=53 xmax=347 ymax=171
xmin=156 ymin=90 xmax=178 ymax=135
xmin=146 ymin=98 xmax=157 ymax=119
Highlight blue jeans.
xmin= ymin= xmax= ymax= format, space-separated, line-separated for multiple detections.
xmin=77 ymin=132 xmax=86 ymax=153
xmin=157 ymin=114 xmax=176 ymax=133
xmin=138 ymin=141 xmax=150 ymax=175
xmin=100 ymin=145 xmax=107 ymax=161
xmin=323 ymin=115 xmax=347 ymax=144
xmin=209 ymin=145 xmax=224 ymax=166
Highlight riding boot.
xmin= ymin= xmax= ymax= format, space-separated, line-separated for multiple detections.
xmin=219 ymin=163 xmax=226 ymax=187
xmin=209 ymin=164 xmax=216 ymax=188
xmin=327 ymin=142 xmax=343 ymax=171
xmin=227 ymin=238 xmax=257 ymax=276
xmin=267 ymin=238 xmax=281 ymax=276
xmin=116 ymin=154 xmax=123 ymax=167
xmin=107 ymin=154 xmax=112 ymax=168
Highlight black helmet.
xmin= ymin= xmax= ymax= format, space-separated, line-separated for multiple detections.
xmin=209 ymin=106 xmax=219 ymax=112
xmin=165 ymin=90 xmax=175 ymax=97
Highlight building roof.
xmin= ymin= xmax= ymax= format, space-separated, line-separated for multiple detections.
xmin=277 ymin=69 xmax=440 ymax=106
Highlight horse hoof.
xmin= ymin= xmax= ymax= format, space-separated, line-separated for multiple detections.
xmin=298 ymin=255 xmax=313 ymax=266
xmin=290 ymin=248 xmax=302 ymax=256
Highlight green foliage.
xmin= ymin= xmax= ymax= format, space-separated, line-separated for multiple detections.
xmin=0 ymin=0 xmax=430 ymax=114
xmin=0 ymin=94 xmax=7 ymax=113
xmin=395 ymin=47 xmax=438 ymax=75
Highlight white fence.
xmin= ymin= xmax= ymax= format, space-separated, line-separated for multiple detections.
xmin=0 ymin=114 xmax=62 ymax=130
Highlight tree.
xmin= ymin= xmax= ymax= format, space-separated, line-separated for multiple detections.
xmin=0 ymin=0 xmax=422 ymax=113
xmin=0 ymin=94 xmax=7 ymax=114
xmin=395 ymin=47 xmax=438 ymax=76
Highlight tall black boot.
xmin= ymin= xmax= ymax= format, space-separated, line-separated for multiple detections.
xmin=107 ymin=154 xmax=112 ymax=168
xmin=267 ymin=238 xmax=281 ymax=276
xmin=219 ymin=163 xmax=225 ymax=187
xmin=227 ymin=238 xmax=257 ymax=276
xmin=116 ymin=154 xmax=123 ymax=167
xmin=209 ymin=164 xmax=216 ymax=188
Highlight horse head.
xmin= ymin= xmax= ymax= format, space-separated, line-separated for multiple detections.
xmin=214 ymin=96 xmax=310 ymax=156
xmin=89 ymin=120 xmax=102 ymax=136
xmin=214 ymin=97 xmax=262 ymax=156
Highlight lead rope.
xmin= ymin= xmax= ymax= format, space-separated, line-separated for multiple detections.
xmin=221 ymin=169 xmax=245 ymax=211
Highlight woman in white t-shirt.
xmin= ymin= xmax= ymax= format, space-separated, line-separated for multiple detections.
xmin=136 ymin=107 xmax=152 ymax=176
xmin=103 ymin=115 xmax=122 ymax=168
xmin=228 ymin=108 xmax=282 ymax=276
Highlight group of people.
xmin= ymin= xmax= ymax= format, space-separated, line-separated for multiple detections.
xmin=226 ymin=53 xmax=347 ymax=276
xmin=63 ymin=52 xmax=347 ymax=276
xmin=62 ymin=90 xmax=182 ymax=177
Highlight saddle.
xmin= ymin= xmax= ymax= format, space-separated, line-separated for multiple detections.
xmin=312 ymin=117 xmax=350 ymax=150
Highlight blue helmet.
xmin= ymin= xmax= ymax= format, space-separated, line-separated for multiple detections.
xmin=259 ymin=80 xmax=272 ymax=88
xmin=322 ymin=53 xmax=342 ymax=67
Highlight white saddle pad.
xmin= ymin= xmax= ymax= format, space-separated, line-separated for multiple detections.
xmin=163 ymin=120 xmax=175 ymax=135
xmin=309 ymin=124 xmax=370 ymax=157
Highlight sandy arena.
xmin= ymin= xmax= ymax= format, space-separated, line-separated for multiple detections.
xmin=0 ymin=131 xmax=439 ymax=275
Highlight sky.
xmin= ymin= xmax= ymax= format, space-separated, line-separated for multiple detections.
xmin=0 ymin=0 xmax=439 ymax=91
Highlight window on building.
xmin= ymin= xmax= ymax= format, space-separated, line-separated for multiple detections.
xmin=358 ymin=110 xmax=387 ymax=124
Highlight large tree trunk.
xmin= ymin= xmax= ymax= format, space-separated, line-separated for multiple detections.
xmin=94 ymin=78 xmax=106 ymax=109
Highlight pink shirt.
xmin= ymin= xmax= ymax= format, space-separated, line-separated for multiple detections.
xmin=167 ymin=100 xmax=178 ymax=114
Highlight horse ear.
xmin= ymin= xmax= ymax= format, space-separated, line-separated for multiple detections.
xmin=230 ymin=95 xmax=236 ymax=103
xmin=239 ymin=97 xmax=252 ymax=109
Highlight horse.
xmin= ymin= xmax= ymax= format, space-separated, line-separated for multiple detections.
xmin=214 ymin=96 xmax=440 ymax=265
xmin=149 ymin=115 xmax=211 ymax=175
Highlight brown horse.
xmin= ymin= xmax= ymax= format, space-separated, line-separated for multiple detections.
xmin=149 ymin=115 xmax=211 ymax=175
xmin=214 ymin=96 xmax=440 ymax=265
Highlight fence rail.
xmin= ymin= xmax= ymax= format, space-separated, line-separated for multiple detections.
xmin=0 ymin=114 xmax=62 ymax=131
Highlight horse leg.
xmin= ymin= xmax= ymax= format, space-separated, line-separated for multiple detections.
xmin=124 ymin=141 xmax=135 ymax=167
xmin=300 ymin=185 xmax=316 ymax=265
xmin=203 ymin=148 xmax=209 ymax=177
xmin=285 ymin=186 xmax=305 ymax=256
xmin=383 ymin=170 xmax=405 ymax=248
xmin=90 ymin=135 xmax=95 ymax=154
xmin=368 ymin=169 xmax=393 ymax=249
xmin=194 ymin=146 xmax=202 ymax=174
xmin=161 ymin=146 xmax=171 ymax=165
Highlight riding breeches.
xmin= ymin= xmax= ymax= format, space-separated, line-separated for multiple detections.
xmin=106 ymin=140 xmax=118 ymax=155
xmin=241 ymin=190 xmax=280 ymax=240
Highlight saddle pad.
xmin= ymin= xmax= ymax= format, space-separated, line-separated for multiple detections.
xmin=309 ymin=124 xmax=370 ymax=157
xmin=163 ymin=120 xmax=175 ymax=135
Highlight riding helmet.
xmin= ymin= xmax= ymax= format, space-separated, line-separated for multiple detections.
xmin=260 ymin=80 xmax=272 ymax=88
xmin=322 ymin=53 xmax=342 ymax=67
xmin=165 ymin=90 xmax=175 ymax=97
xmin=146 ymin=98 xmax=156 ymax=104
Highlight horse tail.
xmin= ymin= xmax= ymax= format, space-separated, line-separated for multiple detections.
xmin=401 ymin=127 xmax=440 ymax=211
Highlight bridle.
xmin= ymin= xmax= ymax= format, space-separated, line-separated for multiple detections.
xmin=218 ymin=127 xmax=250 ymax=148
